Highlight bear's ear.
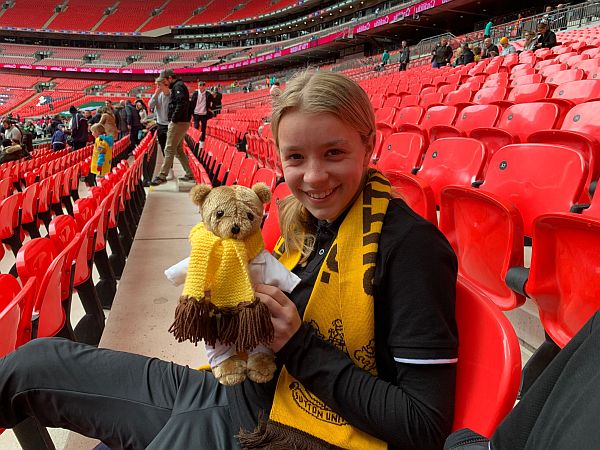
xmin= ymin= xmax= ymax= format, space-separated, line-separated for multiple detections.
xmin=191 ymin=184 xmax=212 ymax=206
xmin=252 ymin=182 xmax=272 ymax=205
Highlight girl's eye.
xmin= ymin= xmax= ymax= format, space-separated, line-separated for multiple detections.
xmin=327 ymin=149 xmax=343 ymax=157
xmin=287 ymin=153 xmax=303 ymax=160
xmin=216 ymin=210 xmax=224 ymax=218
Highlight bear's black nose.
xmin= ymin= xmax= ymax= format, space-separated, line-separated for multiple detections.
xmin=231 ymin=225 xmax=241 ymax=235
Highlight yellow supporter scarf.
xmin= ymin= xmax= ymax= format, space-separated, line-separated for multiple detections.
xmin=240 ymin=170 xmax=391 ymax=450
xmin=169 ymin=223 xmax=273 ymax=352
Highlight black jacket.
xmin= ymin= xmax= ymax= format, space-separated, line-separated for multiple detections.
xmin=70 ymin=112 xmax=88 ymax=144
xmin=212 ymin=91 xmax=222 ymax=111
xmin=432 ymin=44 xmax=452 ymax=65
xmin=189 ymin=90 xmax=214 ymax=117
xmin=457 ymin=49 xmax=475 ymax=65
xmin=482 ymin=44 xmax=499 ymax=59
xmin=399 ymin=47 xmax=410 ymax=63
xmin=537 ymin=30 xmax=557 ymax=49
xmin=125 ymin=103 xmax=142 ymax=129
xmin=168 ymin=79 xmax=192 ymax=123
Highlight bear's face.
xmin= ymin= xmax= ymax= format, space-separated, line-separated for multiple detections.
xmin=192 ymin=184 xmax=271 ymax=241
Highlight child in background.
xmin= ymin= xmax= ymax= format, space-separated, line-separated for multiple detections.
xmin=88 ymin=123 xmax=113 ymax=186
xmin=51 ymin=124 xmax=67 ymax=151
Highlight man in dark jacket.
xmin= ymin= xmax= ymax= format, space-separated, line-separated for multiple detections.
xmin=535 ymin=20 xmax=557 ymax=49
xmin=431 ymin=38 xmax=453 ymax=68
xmin=68 ymin=105 xmax=88 ymax=150
xmin=151 ymin=69 xmax=194 ymax=185
xmin=190 ymin=81 xmax=214 ymax=155
xmin=211 ymin=86 xmax=222 ymax=117
xmin=399 ymin=41 xmax=410 ymax=71
xmin=456 ymin=42 xmax=475 ymax=65
xmin=482 ymin=38 xmax=499 ymax=59
xmin=125 ymin=99 xmax=142 ymax=154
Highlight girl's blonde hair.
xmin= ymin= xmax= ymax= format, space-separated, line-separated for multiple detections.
xmin=91 ymin=123 xmax=106 ymax=135
xmin=272 ymin=71 xmax=376 ymax=261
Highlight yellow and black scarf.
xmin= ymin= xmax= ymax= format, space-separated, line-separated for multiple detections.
xmin=240 ymin=169 xmax=391 ymax=449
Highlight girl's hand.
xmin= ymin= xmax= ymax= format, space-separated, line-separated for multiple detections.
xmin=255 ymin=284 xmax=301 ymax=352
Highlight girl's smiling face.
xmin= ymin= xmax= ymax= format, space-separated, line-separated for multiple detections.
xmin=278 ymin=110 xmax=371 ymax=221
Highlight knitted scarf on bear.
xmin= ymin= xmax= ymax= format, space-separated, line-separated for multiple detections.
xmin=169 ymin=223 xmax=273 ymax=352
xmin=238 ymin=169 xmax=391 ymax=450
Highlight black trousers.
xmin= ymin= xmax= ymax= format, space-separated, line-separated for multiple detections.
xmin=399 ymin=62 xmax=408 ymax=71
xmin=128 ymin=126 xmax=141 ymax=156
xmin=193 ymin=114 xmax=209 ymax=142
xmin=0 ymin=338 xmax=240 ymax=450
xmin=156 ymin=123 xmax=168 ymax=156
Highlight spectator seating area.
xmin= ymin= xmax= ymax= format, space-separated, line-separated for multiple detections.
xmin=0 ymin=0 xmax=310 ymax=32
xmin=3 ymin=20 xmax=600 ymax=449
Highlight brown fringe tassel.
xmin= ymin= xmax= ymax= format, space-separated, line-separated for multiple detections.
xmin=218 ymin=310 xmax=240 ymax=346
xmin=168 ymin=296 xmax=218 ymax=346
xmin=237 ymin=298 xmax=274 ymax=352
xmin=238 ymin=419 xmax=343 ymax=450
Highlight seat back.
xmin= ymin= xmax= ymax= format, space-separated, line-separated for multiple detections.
xmin=473 ymin=86 xmax=507 ymax=104
xmin=16 ymin=238 xmax=66 ymax=338
xmin=440 ymin=186 xmax=525 ymax=310
xmin=419 ymin=105 xmax=458 ymax=131
xmin=496 ymin=102 xmax=561 ymax=142
xmin=73 ymin=197 xmax=98 ymax=231
xmin=559 ymin=100 xmax=600 ymax=135
xmin=545 ymin=68 xmax=585 ymax=86
xmin=393 ymin=106 xmax=424 ymax=128
xmin=445 ymin=88 xmax=473 ymax=105
xmin=225 ymin=151 xmax=246 ymax=186
xmin=481 ymin=144 xmax=589 ymax=236
xmin=455 ymin=104 xmax=501 ymax=135
xmin=262 ymin=182 xmax=291 ymax=253
xmin=551 ymin=79 xmax=600 ymax=104
xmin=386 ymin=171 xmax=437 ymax=225
xmin=236 ymin=158 xmax=259 ymax=188
xmin=374 ymin=107 xmax=396 ymax=125
xmin=20 ymin=183 xmax=39 ymax=226
xmin=527 ymin=213 xmax=600 ymax=348
xmin=0 ymin=275 xmax=36 ymax=351
xmin=95 ymin=193 xmax=113 ymax=251
xmin=452 ymin=280 xmax=521 ymax=437
xmin=251 ymin=168 xmax=277 ymax=192
xmin=0 ymin=178 xmax=12 ymax=202
xmin=418 ymin=138 xmax=487 ymax=205
xmin=506 ymin=83 xmax=551 ymax=103
xmin=0 ymin=193 xmax=22 ymax=241
xmin=376 ymin=132 xmax=427 ymax=174
xmin=510 ymin=74 xmax=543 ymax=87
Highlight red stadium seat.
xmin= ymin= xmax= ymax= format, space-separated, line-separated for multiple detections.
xmin=528 ymin=100 xmax=600 ymax=194
xmin=545 ymin=68 xmax=585 ymax=86
xmin=521 ymin=213 xmax=600 ymax=348
xmin=374 ymin=107 xmax=397 ymax=127
xmin=506 ymin=83 xmax=551 ymax=103
xmin=539 ymin=63 xmax=568 ymax=78
xmin=398 ymin=105 xmax=457 ymax=140
xmin=224 ymin=151 xmax=247 ymax=186
xmin=430 ymin=104 xmax=501 ymax=141
xmin=385 ymin=171 xmax=437 ymax=225
xmin=0 ymin=275 xmax=36 ymax=351
xmin=480 ymin=143 xmax=588 ymax=236
xmin=262 ymin=182 xmax=291 ymax=253
xmin=16 ymin=237 xmax=76 ymax=339
xmin=0 ymin=193 xmax=22 ymax=256
xmin=470 ymin=102 xmax=561 ymax=155
xmin=393 ymin=105 xmax=424 ymax=130
xmin=251 ymin=168 xmax=277 ymax=192
xmin=417 ymin=137 xmax=487 ymax=205
xmin=473 ymin=86 xmax=508 ymax=104
xmin=550 ymin=79 xmax=600 ymax=105
xmin=452 ymin=280 xmax=521 ymax=437
xmin=376 ymin=132 xmax=427 ymax=174
xmin=445 ymin=89 xmax=474 ymax=105
xmin=510 ymin=74 xmax=543 ymax=87
xmin=440 ymin=185 xmax=525 ymax=310
xmin=236 ymin=158 xmax=259 ymax=188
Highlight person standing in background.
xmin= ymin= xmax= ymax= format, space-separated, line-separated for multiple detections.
xmin=146 ymin=76 xmax=171 ymax=186
xmin=190 ymin=81 xmax=214 ymax=155
xmin=484 ymin=18 xmax=493 ymax=38
xmin=151 ymin=69 xmax=194 ymax=185
xmin=399 ymin=41 xmax=410 ymax=71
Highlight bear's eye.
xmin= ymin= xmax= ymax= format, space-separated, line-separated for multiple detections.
xmin=216 ymin=210 xmax=224 ymax=218
xmin=247 ymin=212 xmax=254 ymax=221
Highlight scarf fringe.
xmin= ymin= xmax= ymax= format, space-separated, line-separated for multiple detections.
xmin=169 ymin=297 xmax=274 ymax=352
xmin=238 ymin=419 xmax=343 ymax=450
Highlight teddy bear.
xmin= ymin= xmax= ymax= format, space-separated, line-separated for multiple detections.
xmin=168 ymin=182 xmax=299 ymax=385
